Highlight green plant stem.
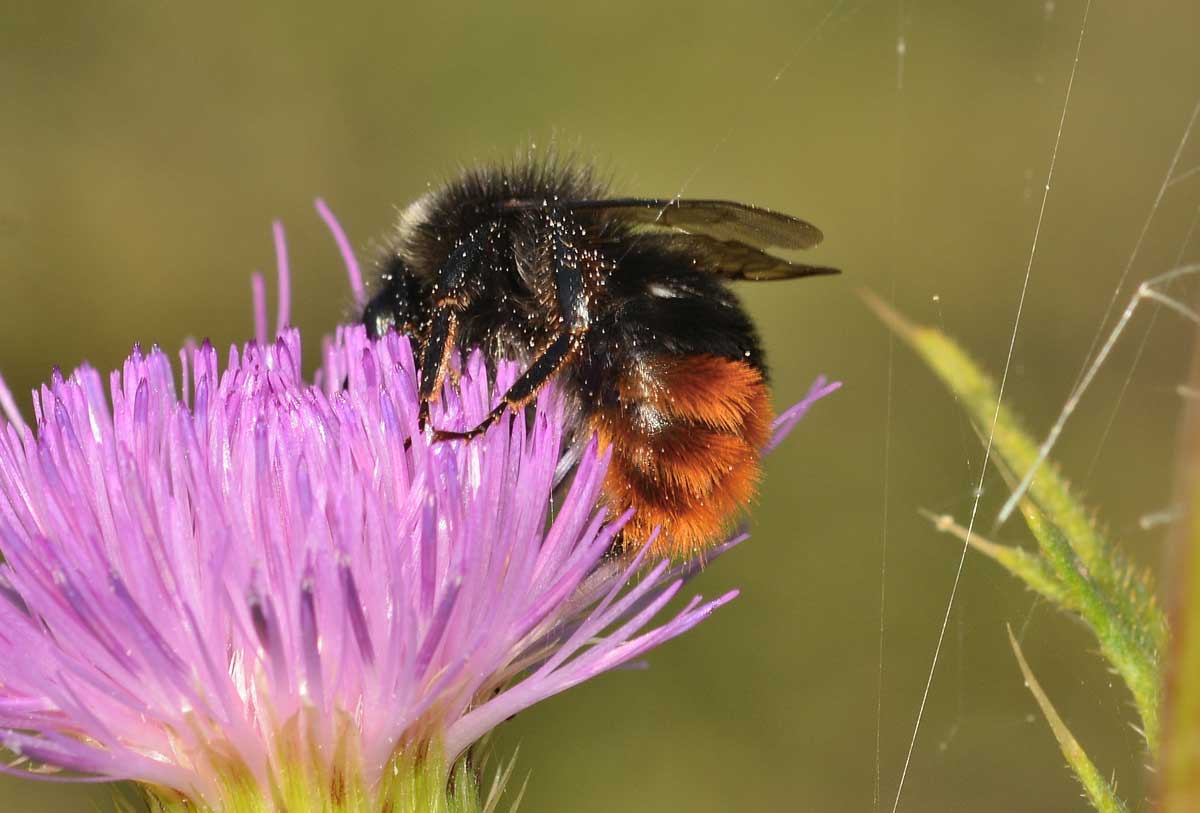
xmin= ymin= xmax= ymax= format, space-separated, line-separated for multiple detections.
xmin=1158 ymin=328 xmax=1200 ymax=811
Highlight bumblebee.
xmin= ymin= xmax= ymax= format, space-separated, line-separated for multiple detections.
xmin=363 ymin=158 xmax=838 ymax=557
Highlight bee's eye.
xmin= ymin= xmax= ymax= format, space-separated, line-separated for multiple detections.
xmin=363 ymin=257 xmax=424 ymax=338
xmin=363 ymin=296 xmax=397 ymax=338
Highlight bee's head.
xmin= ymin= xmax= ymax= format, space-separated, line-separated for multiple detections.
xmin=363 ymin=253 xmax=427 ymax=339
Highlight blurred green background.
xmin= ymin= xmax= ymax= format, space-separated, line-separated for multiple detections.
xmin=2 ymin=1 xmax=1199 ymax=810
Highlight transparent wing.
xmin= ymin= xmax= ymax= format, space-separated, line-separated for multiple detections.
xmin=636 ymin=232 xmax=840 ymax=281
xmin=499 ymin=197 xmax=826 ymax=251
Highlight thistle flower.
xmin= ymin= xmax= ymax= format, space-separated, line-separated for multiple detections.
xmin=0 ymin=212 xmax=840 ymax=812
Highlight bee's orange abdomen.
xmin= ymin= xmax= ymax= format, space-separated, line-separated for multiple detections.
xmin=589 ymin=354 xmax=773 ymax=557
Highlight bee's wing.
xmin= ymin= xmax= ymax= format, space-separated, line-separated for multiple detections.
xmin=636 ymin=232 xmax=840 ymax=281
xmin=500 ymin=197 xmax=825 ymax=251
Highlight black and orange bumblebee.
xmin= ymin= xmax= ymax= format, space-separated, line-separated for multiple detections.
xmin=362 ymin=158 xmax=838 ymax=557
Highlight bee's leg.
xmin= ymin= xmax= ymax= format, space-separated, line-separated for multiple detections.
xmin=416 ymin=308 xmax=457 ymax=431
xmin=431 ymin=330 xmax=584 ymax=442
xmin=415 ymin=230 xmax=488 ymax=430
xmin=433 ymin=217 xmax=591 ymax=443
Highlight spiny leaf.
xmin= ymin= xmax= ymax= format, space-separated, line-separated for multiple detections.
xmin=919 ymin=509 xmax=1074 ymax=609
xmin=1018 ymin=500 xmax=1159 ymax=748
xmin=866 ymin=291 xmax=1165 ymax=660
xmin=869 ymin=291 xmax=1164 ymax=751
xmin=1007 ymin=627 xmax=1129 ymax=813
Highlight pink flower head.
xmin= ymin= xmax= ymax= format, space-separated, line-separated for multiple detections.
xmin=0 ymin=208 xmax=840 ymax=810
